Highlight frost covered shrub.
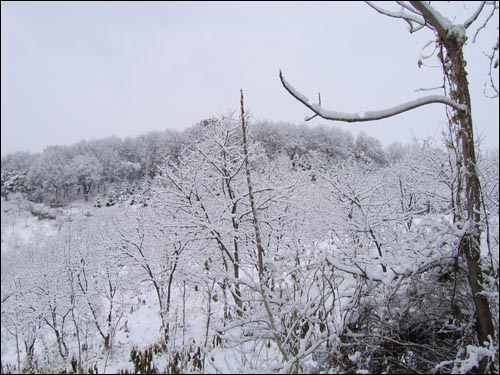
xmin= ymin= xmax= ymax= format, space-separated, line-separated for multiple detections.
xmin=105 ymin=185 xmax=119 ymax=206
xmin=349 ymin=239 xmax=484 ymax=374
xmin=331 ymin=254 xmax=479 ymax=374
xmin=29 ymin=202 xmax=56 ymax=220
xmin=103 ymin=180 xmax=151 ymax=207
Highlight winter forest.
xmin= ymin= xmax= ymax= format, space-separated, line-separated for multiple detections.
xmin=1 ymin=2 xmax=499 ymax=374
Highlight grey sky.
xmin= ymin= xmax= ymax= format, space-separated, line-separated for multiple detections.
xmin=1 ymin=1 xmax=498 ymax=156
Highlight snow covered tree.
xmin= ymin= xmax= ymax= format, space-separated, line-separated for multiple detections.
xmin=354 ymin=131 xmax=387 ymax=165
xmin=26 ymin=146 xmax=70 ymax=203
xmin=1 ymin=249 xmax=42 ymax=372
xmin=238 ymin=91 xmax=351 ymax=372
xmin=65 ymin=154 xmax=103 ymax=202
xmin=90 ymin=136 xmax=124 ymax=185
xmin=110 ymin=205 xmax=188 ymax=346
xmin=67 ymin=215 xmax=128 ymax=353
xmin=154 ymin=115 xmax=251 ymax=321
xmin=1 ymin=151 xmax=33 ymax=200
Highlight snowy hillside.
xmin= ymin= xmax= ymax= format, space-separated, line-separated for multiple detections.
xmin=1 ymin=116 xmax=499 ymax=374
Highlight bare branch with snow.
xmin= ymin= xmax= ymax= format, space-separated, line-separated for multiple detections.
xmin=473 ymin=2 xmax=499 ymax=42
xmin=409 ymin=1 xmax=452 ymax=39
xmin=415 ymin=84 xmax=445 ymax=93
xmin=463 ymin=1 xmax=487 ymax=29
xmin=279 ymin=70 xmax=466 ymax=123
xmin=366 ymin=1 xmax=428 ymax=33
xmin=483 ymin=38 xmax=499 ymax=98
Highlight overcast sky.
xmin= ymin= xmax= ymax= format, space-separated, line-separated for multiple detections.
xmin=1 ymin=1 xmax=498 ymax=156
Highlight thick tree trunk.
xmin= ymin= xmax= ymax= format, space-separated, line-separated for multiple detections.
xmin=444 ymin=35 xmax=495 ymax=371
xmin=410 ymin=3 xmax=495 ymax=367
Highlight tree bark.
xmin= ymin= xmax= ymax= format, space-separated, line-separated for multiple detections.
xmin=444 ymin=34 xmax=495 ymax=359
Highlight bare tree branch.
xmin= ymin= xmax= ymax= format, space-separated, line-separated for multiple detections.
xmin=415 ymin=84 xmax=445 ymax=92
xmin=409 ymin=1 xmax=451 ymax=39
xmin=279 ymin=70 xmax=466 ymax=123
xmin=463 ymin=1 xmax=487 ymax=29
xmin=395 ymin=1 xmax=421 ymax=16
xmin=420 ymin=39 xmax=437 ymax=60
xmin=473 ymin=2 xmax=499 ymax=42
xmin=239 ymin=89 xmax=289 ymax=363
xmin=366 ymin=1 xmax=428 ymax=31
xmin=483 ymin=38 xmax=499 ymax=97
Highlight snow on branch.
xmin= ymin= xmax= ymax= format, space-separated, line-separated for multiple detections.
xmin=409 ymin=1 xmax=453 ymax=38
xmin=484 ymin=39 xmax=499 ymax=98
xmin=473 ymin=3 xmax=499 ymax=43
xmin=366 ymin=1 xmax=428 ymax=33
xmin=463 ymin=1 xmax=487 ymax=29
xmin=279 ymin=70 xmax=467 ymax=123
xmin=325 ymin=256 xmax=395 ymax=286
xmin=369 ymin=2 xmax=493 ymax=44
